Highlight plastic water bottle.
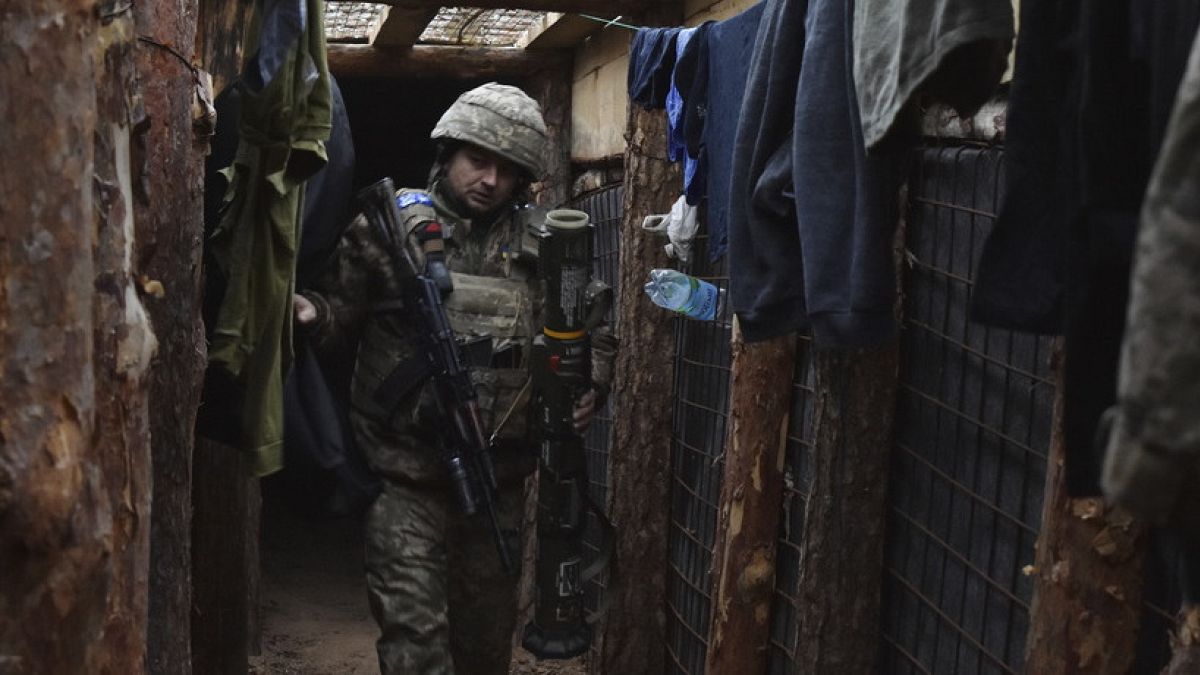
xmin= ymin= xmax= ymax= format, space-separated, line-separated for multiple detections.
xmin=644 ymin=269 xmax=725 ymax=321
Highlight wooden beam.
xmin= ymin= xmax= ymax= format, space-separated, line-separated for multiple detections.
xmin=328 ymin=44 xmax=567 ymax=80
xmin=371 ymin=6 xmax=439 ymax=47
xmin=138 ymin=2 xmax=208 ymax=673
xmin=1023 ymin=342 xmax=1146 ymax=674
xmin=794 ymin=342 xmax=899 ymax=674
xmin=515 ymin=12 xmax=600 ymax=51
xmin=705 ymin=328 xmax=796 ymax=675
xmin=331 ymin=0 xmax=647 ymax=14
xmin=595 ymin=101 xmax=680 ymax=675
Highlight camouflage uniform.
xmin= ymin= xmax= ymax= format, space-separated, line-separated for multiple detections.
xmin=1102 ymin=32 xmax=1200 ymax=536
xmin=302 ymin=83 xmax=616 ymax=674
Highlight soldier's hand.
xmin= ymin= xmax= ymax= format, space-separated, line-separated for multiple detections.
xmin=573 ymin=388 xmax=598 ymax=433
xmin=293 ymin=293 xmax=318 ymax=325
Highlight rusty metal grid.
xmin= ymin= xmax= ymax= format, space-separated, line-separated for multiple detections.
xmin=880 ymin=144 xmax=1055 ymax=675
xmin=570 ymin=186 xmax=624 ymax=624
xmin=325 ymin=2 xmax=387 ymax=43
xmin=420 ymin=7 xmax=544 ymax=46
xmin=764 ymin=335 xmax=816 ymax=673
xmin=665 ymin=229 xmax=733 ymax=675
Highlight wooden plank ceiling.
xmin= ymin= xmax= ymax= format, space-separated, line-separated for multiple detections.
xmin=325 ymin=1 xmax=646 ymax=78
xmin=326 ymin=1 xmax=644 ymax=49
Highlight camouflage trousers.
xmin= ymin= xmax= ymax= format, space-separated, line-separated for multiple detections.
xmin=365 ymin=477 xmax=525 ymax=675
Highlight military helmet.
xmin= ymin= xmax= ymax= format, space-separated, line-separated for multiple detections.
xmin=431 ymin=82 xmax=548 ymax=179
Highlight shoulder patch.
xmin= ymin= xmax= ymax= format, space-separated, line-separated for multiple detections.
xmin=396 ymin=192 xmax=433 ymax=209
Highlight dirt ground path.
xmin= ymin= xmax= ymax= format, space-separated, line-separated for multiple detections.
xmin=248 ymin=493 xmax=584 ymax=675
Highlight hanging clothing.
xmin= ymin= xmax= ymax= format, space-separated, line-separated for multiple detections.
xmin=971 ymin=0 xmax=1200 ymax=495
xmin=627 ymin=27 xmax=681 ymax=109
xmin=205 ymin=0 xmax=332 ymax=476
xmin=852 ymin=0 xmax=1013 ymax=149
xmin=726 ymin=0 xmax=807 ymax=342
xmin=678 ymin=4 xmax=764 ymax=256
xmin=675 ymin=22 xmax=711 ymax=206
xmin=729 ymin=0 xmax=901 ymax=347
xmin=1102 ymin=27 xmax=1200 ymax=536
xmin=666 ymin=26 xmax=701 ymax=163
xmin=666 ymin=26 xmax=705 ymax=199
xmin=792 ymin=0 xmax=902 ymax=347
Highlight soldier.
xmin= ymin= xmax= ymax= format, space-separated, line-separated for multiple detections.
xmin=293 ymin=83 xmax=617 ymax=674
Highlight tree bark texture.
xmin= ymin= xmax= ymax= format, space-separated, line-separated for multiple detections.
xmin=134 ymin=3 xmax=208 ymax=672
xmin=1024 ymin=344 xmax=1145 ymax=674
xmin=704 ymin=327 xmax=797 ymax=675
xmin=793 ymin=344 xmax=899 ymax=675
xmin=327 ymin=44 xmax=567 ymax=81
xmin=594 ymin=102 xmax=681 ymax=675
xmin=197 ymin=0 xmax=254 ymax=96
xmin=528 ymin=60 xmax=573 ymax=210
xmin=1 ymin=2 xmax=157 ymax=673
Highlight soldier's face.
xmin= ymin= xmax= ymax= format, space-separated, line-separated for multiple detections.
xmin=444 ymin=145 xmax=522 ymax=216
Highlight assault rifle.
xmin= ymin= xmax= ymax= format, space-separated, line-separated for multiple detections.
xmin=356 ymin=177 xmax=515 ymax=574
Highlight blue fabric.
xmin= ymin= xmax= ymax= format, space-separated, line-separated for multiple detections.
xmin=686 ymin=4 xmax=758 ymax=257
xmin=728 ymin=0 xmax=901 ymax=347
xmin=792 ymin=0 xmax=901 ymax=347
xmin=675 ymin=21 xmax=713 ymax=206
xmin=627 ymin=27 xmax=681 ymax=109
xmin=666 ymin=27 xmax=699 ymax=162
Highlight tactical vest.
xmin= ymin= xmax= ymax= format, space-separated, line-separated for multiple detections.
xmin=373 ymin=188 xmax=538 ymax=444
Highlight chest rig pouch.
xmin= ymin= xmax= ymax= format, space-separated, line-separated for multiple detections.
xmin=441 ymin=271 xmax=535 ymax=443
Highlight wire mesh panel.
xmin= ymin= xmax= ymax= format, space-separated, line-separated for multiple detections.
xmin=665 ymin=232 xmax=734 ymax=675
xmin=571 ymin=186 xmax=624 ymax=618
xmin=879 ymin=145 xmax=1055 ymax=674
xmin=766 ymin=336 xmax=816 ymax=674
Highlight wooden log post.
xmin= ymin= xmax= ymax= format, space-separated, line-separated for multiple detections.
xmin=91 ymin=17 xmax=159 ymax=668
xmin=135 ymin=3 xmax=209 ymax=673
xmin=704 ymin=328 xmax=797 ymax=675
xmin=191 ymin=440 xmax=257 ymax=675
xmin=594 ymin=3 xmax=682 ymax=667
xmin=528 ymin=59 xmax=573 ymax=209
xmin=793 ymin=343 xmax=899 ymax=674
xmin=1 ymin=3 xmax=155 ymax=672
xmin=190 ymin=4 xmax=262 ymax=670
xmin=1023 ymin=343 xmax=1145 ymax=674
